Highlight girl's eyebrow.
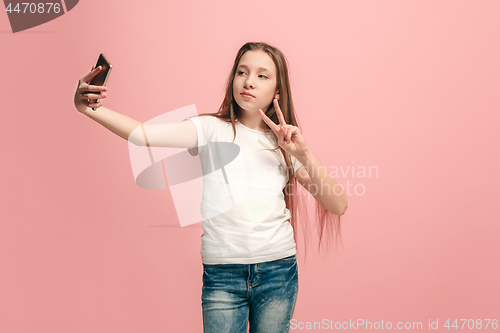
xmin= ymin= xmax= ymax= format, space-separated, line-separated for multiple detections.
xmin=237 ymin=64 xmax=271 ymax=73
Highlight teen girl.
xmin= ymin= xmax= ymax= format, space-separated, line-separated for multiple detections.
xmin=74 ymin=42 xmax=348 ymax=333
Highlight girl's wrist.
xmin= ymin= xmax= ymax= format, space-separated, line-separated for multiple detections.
xmin=295 ymin=147 xmax=313 ymax=165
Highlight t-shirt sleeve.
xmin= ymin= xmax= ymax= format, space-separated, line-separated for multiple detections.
xmin=184 ymin=115 xmax=215 ymax=157
xmin=292 ymin=155 xmax=303 ymax=173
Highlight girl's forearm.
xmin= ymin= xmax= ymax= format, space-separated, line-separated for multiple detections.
xmin=79 ymin=106 xmax=144 ymax=145
xmin=297 ymin=148 xmax=348 ymax=215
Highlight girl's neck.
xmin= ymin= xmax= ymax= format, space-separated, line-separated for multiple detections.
xmin=238 ymin=110 xmax=268 ymax=132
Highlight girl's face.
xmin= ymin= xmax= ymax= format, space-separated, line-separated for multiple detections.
xmin=233 ymin=50 xmax=279 ymax=113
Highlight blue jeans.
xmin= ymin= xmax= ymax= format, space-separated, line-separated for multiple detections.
xmin=202 ymin=254 xmax=299 ymax=333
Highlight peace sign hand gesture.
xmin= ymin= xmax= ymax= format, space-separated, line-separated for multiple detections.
xmin=258 ymin=99 xmax=309 ymax=159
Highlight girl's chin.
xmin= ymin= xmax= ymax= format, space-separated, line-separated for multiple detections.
xmin=240 ymin=107 xmax=261 ymax=113
xmin=236 ymin=103 xmax=254 ymax=110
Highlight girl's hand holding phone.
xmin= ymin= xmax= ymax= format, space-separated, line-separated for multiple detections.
xmin=73 ymin=65 xmax=108 ymax=113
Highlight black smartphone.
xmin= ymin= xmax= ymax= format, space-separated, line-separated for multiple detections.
xmin=89 ymin=53 xmax=112 ymax=106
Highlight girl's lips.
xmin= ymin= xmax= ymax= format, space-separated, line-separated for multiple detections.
xmin=241 ymin=93 xmax=254 ymax=99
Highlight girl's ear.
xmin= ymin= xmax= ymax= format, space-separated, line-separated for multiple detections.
xmin=275 ymin=91 xmax=280 ymax=100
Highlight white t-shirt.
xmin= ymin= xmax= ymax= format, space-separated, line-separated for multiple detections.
xmin=185 ymin=115 xmax=303 ymax=264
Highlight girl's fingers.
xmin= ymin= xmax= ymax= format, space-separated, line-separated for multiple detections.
xmin=86 ymin=84 xmax=107 ymax=92
xmin=281 ymin=126 xmax=298 ymax=145
xmin=278 ymin=127 xmax=286 ymax=146
xmin=258 ymin=109 xmax=277 ymax=130
xmin=89 ymin=104 xmax=103 ymax=109
xmin=280 ymin=125 xmax=294 ymax=144
xmin=82 ymin=65 xmax=102 ymax=82
xmin=288 ymin=127 xmax=298 ymax=144
xmin=88 ymin=101 xmax=103 ymax=108
xmin=79 ymin=84 xmax=107 ymax=96
xmin=274 ymin=99 xmax=287 ymax=126
xmin=285 ymin=128 xmax=293 ymax=144
xmin=80 ymin=92 xmax=106 ymax=100
xmin=282 ymin=126 xmax=289 ymax=144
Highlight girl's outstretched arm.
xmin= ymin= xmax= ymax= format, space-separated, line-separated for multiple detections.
xmin=74 ymin=66 xmax=198 ymax=149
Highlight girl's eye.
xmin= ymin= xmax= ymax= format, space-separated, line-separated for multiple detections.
xmin=236 ymin=71 xmax=267 ymax=79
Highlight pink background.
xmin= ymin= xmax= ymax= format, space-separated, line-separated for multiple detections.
xmin=1 ymin=0 xmax=499 ymax=332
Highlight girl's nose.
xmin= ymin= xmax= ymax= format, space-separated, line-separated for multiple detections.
xmin=244 ymin=77 xmax=254 ymax=89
